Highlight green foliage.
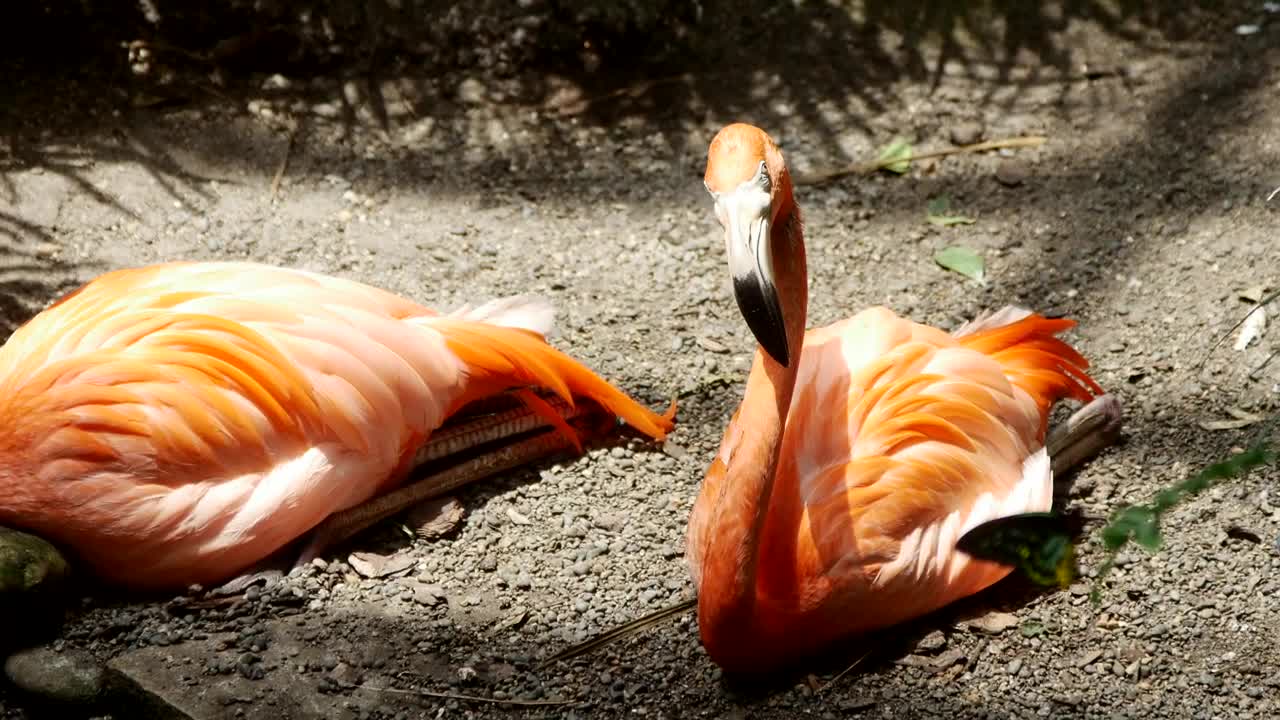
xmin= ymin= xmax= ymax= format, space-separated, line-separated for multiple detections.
xmin=933 ymin=246 xmax=986 ymax=284
xmin=875 ymin=137 xmax=914 ymax=174
xmin=925 ymin=195 xmax=976 ymax=227
xmin=956 ymin=512 xmax=1077 ymax=588
xmin=958 ymin=442 xmax=1275 ymax=602
xmin=1089 ymin=442 xmax=1275 ymax=601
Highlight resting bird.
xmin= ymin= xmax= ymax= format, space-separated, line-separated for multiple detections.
xmin=0 ymin=262 xmax=674 ymax=592
xmin=687 ymin=124 xmax=1121 ymax=673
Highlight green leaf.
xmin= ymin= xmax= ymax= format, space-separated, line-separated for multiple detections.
xmin=1019 ymin=620 xmax=1047 ymax=638
xmin=925 ymin=195 xmax=976 ymax=227
xmin=956 ymin=512 xmax=1077 ymax=588
xmin=934 ymin=246 xmax=986 ymax=284
xmin=875 ymin=137 xmax=914 ymax=174
xmin=1091 ymin=441 xmax=1276 ymax=601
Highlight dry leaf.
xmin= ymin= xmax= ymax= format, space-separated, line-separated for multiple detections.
xmin=1240 ymin=286 xmax=1267 ymax=304
xmin=348 ymin=551 xmax=415 ymax=579
xmin=497 ymin=607 xmax=529 ymax=631
xmin=963 ymin=611 xmax=1020 ymax=634
xmin=696 ymin=336 xmax=729 ymax=354
xmin=407 ymin=496 xmax=466 ymax=539
xmin=1233 ymin=306 xmax=1266 ymax=351
xmin=1198 ymin=407 xmax=1264 ymax=431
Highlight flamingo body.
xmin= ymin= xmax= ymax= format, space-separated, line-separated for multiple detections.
xmin=688 ymin=123 xmax=1104 ymax=673
xmin=688 ymin=306 xmax=1098 ymax=669
xmin=0 ymin=262 xmax=673 ymax=590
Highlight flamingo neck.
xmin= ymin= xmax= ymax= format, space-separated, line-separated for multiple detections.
xmin=700 ymin=205 xmax=808 ymax=637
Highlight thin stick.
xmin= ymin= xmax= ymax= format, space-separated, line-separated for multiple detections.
xmin=344 ymin=683 xmax=573 ymax=707
xmin=817 ymin=649 xmax=874 ymax=693
xmin=794 ymin=136 xmax=1048 ymax=186
xmin=539 ymin=598 xmax=697 ymax=667
xmin=269 ymin=125 xmax=299 ymax=203
xmin=1196 ymin=287 xmax=1280 ymax=372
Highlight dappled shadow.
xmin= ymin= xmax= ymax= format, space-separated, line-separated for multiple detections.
xmin=0 ymin=0 xmax=1243 ymax=166
xmin=0 ymin=212 xmax=104 ymax=337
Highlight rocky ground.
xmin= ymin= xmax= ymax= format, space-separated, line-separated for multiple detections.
xmin=2 ymin=1 xmax=1279 ymax=718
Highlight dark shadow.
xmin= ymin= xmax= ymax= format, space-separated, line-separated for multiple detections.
xmin=0 ymin=0 xmax=1245 ymax=180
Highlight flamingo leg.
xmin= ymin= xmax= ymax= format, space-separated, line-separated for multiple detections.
xmin=211 ymin=393 xmax=610 ymax=594
xmin=293 ymin=426 xmax=582 ymax=569
xmin=1047 ymin=393 xmax=1123 ymax=477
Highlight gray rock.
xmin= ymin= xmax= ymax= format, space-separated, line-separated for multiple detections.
xmin=950 ymin=121 xmax=986 ymax=146
xmin=5 ymin=647 xmax=107 ymax=706
xmin=995 ymin=159 xmax=1031 ymax=187
xmin=0 ymin=526 xmax=70 ymax=597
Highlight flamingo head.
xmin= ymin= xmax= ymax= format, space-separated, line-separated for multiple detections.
xmin=703 ymin=123 xmax=794 ymax=367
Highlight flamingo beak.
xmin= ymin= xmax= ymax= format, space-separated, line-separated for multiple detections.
xmin=714 ymin=180 xmax=789 ymax=368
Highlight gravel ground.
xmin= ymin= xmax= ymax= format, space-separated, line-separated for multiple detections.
xmin=2 ymin=2 xmax=1280 ymax=718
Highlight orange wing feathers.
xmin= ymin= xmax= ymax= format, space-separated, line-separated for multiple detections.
xmin=690 ymin=306 xmax=1102 ymax=664
xmin=0 ymin=262 xmax=673 ymax=590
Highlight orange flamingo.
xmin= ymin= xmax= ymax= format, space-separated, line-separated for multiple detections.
xmin=687 ymin=124 xmax=1120 ymax=672
xmin=0 ymin=262 xmax=674 ymax=592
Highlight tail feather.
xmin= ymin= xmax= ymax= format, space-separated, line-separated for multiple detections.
xmin=955 ymin=312 xmax=1103 ymax=413
xmin=425 ymin=316 xmax=676 ymax=442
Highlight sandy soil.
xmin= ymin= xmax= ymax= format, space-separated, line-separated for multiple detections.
xmin=2 ymin=1 xmax=1279 ymax=718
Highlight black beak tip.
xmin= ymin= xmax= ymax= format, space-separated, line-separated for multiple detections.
xmin=759 ymin=333 xmax=790 ymax=368
xmin=732 ymin=276 xmax=790 ymax=368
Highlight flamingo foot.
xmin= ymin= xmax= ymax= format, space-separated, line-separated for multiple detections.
xmin=1047 ymin=394 xmax=1123 ymax=477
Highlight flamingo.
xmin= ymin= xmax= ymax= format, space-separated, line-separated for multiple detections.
xmin=0 ymin=262 xmax=674 ymax=592
xmin=687 ymin=123 xmax=1121 ymax=673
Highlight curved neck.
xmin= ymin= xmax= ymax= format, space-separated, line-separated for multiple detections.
xmin=699 ymin=205 xmax=808 ymax=635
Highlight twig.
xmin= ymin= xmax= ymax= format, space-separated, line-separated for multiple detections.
xmin=1250 ymin=349 xmax=1279 ymax=379
xmin=539 ymin=598 xmax=697 ymax=667
xmin=1196 ymin=287 xmax=1280 ymax=372
xmin=816 ymin=649 xmax=874 ymax=693
xmin=1268 ymin=186 xmax=1280 ymax=202
xmin=794 ymin=136 xmax=1048 ymax=186
xmin=343 ymin=683 xmax=573 ymax=707
xmin=269 ymin=124 xmax=299 ymax=204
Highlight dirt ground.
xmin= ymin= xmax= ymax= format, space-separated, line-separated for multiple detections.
xmin=2 ymin=1 xmax=1280 ymax=718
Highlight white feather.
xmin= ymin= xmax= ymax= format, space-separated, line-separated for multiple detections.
xmin=950 ymin=305 xmax=1035 ymax=338
xmin=449 ymin=295 xmax=558 ymax=338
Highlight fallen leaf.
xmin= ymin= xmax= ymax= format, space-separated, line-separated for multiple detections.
xmin=1233 ymin=306 xmax=1266 ymax=351
xmin=506 ymin=507 xmax=532 ymax=526
xmin=348 ymin=551 xmax=416 ymax=579
xmin=963 ymin=611 xmax=1020 ymax=635
xmin=1240 ymin=286 xmax=1267 ymax=304
xmin=407 ymin=496 xmax=466 ymax=539
xmin=1075 ymin=649 xmax=1103 ymax=668
xmin=934 ymin=246 xmax=986 ymax=285
xmin=928 ymin=648 xmax=966 ymax=671
xmin=875 ymin=137 xmax=914 ymax=174
xmin=497 ymin=607 xmax=529 ymax=631
xmin=1198 ymin=408 xmax=1264 ymax=431
xmin=696 ymin=336 xmax=730 ymax=354
xmin=892 ymin=655 xmax=935 ymax=668
xmin=1019 ymin=620 xmax=1047 ymax=638
xmin=413 ymin=582 xmax=447 ymax=606
xmin=925 ymin=195 xmax=976 ymax=227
